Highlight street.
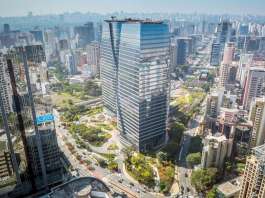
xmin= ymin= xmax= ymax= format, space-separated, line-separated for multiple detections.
xmin=53 ymin=109 xmax=157 ymax=198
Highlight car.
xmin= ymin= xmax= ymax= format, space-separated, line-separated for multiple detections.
xmin=88 ymin=166 xmax=95 ymax=171
xmin=118 ymin=179 xmax=123 ymax=183
xmin=129 ymin=182 xmax=134 ymax=186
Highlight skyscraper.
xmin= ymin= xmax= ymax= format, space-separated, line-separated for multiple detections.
xmin=30 ymin=30 xmax=44 ymax=43
xmin=74 ymin=22 xmax=95 ymax=48
xmin=222 ymin=42 xmax=235 ymax=65
xmin=239 ymin=144 xmax=265 ymax=198
xmin=100 ymin=19 xmax=123 ymax=115
xmin=3 ymin=24 xmax=10 ymax=34
xmin=216 ymin=21 xmax=232 ymax=47
xmin=101 ymin=18 xmax=170 ymax=152
xmin=65 ymin=52 xmax=77 ymax=75
xmin=249 ymin=97 xmax=265 ymax=147
xmin=242 ymin=67 xmax=265 ymax=110
xmin=210 ymin=42 xmax=221 ymax=66
xmin=87 ymin=41 xmax=100 ymax=77
xmin=0 ymin=53 xmax=13 ymax=114
xmin=219 ymin=63 xmax=230 ymax=88
xmin=175 ymin=37 xmax=189 ymax=66
xmin=0 ymin=44 xmax=63 ymax=197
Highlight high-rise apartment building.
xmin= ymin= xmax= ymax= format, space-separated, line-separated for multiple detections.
xmin=206 ymin=90 xmax=224 ymax=118
xmin=30 ymin=29 xmax=44 ymax=43
xmin=239 ymin=24 xmax=249 ymax=36
xmin=219 ymin=63 xmax=230 ymax=88
xmin=219 ymin=62 xmax=238 ymax=88
xmin=65 ymin=52 xmax=77 ymax=75
xmin=0 ymin=53 xmax=12 ymax=114
xmin=101 ymin=18 xmax=170 ymax=152
xmin=249 ymin=97 xmax=265 ymax=147
xmin=175 ymin=37 xmax=189 ymax=66
xmin=242 ymin=67 xmax=265 ymax=110
xmin=239 ymin=144 xmax=265 ymax=198
xmin=74 ymin=22 xmax=95 ymax=48
xmin=210 ymin=42 xmax=221 ymax=66
xmin=216 ymin=21 xmax=233 ymax=47
xmin=87 ymin=41 xmax=100 ymax=77
xmin=236 ymin=53 xmax=253 ymax=87
xmin=222 ymin=42 xmax=235 ymax=65
xmin=3 ymin=24 xmax=10 ymax=34
xmin=201 ymin=133 xmax=233 ymax=170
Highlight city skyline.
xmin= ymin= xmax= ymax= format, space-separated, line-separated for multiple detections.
xmin=0 ymin=0 xmax=265 ymax=17
xmin=1 ymin=2 xmax=265 ymax=197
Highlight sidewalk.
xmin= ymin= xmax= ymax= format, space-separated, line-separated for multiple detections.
xmin=170 ymin=166 xmax=180 ymax=195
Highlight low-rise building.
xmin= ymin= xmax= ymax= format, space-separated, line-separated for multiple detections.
xmin=217 ymin=176 xmax=242 ymax=198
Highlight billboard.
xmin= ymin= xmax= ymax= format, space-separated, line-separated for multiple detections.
xmin=36 ymin=113 xmax=54 ymax=124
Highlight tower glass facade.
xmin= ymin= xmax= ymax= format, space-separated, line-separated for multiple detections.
xmin=101 ymin=19 xmax=170 ymax=152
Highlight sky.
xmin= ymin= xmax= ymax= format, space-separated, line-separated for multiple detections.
xmin=0 ymin=0 xmax=265 ymax=17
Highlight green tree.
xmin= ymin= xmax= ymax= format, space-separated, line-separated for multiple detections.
xmin=191 ymin=168 xmax=217 ymax=192
xmin=186 ymin=152 xmax=202 ymax=167
xmin=207 ymin=186 xmax=218 ymax=198
xmin=225 ymin=161 xmax=233 ymax=173
xmin=189 ymin=136 xmax=203 ymax=153
xmin=108 ymin=160 xmax=118 ymax=171
xmin=84 ymin=80 xmax=102 ymax=96
xmin=157 ymin=151 xmax=169 ymax=162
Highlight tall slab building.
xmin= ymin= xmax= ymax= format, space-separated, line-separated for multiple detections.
xmin=101 ymin=18 xmax=170 ymax=152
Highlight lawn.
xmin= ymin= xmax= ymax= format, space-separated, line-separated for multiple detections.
xmin=51 ymin=92 xmax=82 ymax=109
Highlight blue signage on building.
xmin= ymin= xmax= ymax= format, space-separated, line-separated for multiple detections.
xmin=36 ymin=113 xmax=54 ymax=124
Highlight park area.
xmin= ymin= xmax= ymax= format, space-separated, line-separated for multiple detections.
xmin=50 ymin=80 xmax=101 ymax=109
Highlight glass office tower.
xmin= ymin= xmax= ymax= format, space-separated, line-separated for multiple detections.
xmin=0 ymin=44 xmax=63 ymax=197
xmin=101 ymin=19 xmax=170 ymax=152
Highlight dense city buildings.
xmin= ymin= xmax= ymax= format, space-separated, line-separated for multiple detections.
xmin=0 ymin=44 xmax=65 ymax=197
xmin=1 ymin=3 xmax=265 ymax=197
xmin=101 ymin=18 xmax=170 ymax=152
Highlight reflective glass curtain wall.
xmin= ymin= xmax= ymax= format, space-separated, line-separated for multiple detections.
xmin=101 ymin=19 xmax=170 ymax=152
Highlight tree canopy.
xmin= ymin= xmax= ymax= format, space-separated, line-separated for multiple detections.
xmin=191 ymin=168 xmax=217 ymax=192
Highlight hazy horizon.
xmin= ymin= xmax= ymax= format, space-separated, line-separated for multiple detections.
xmin=0 ymin=0 xmax=265 ymax=17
